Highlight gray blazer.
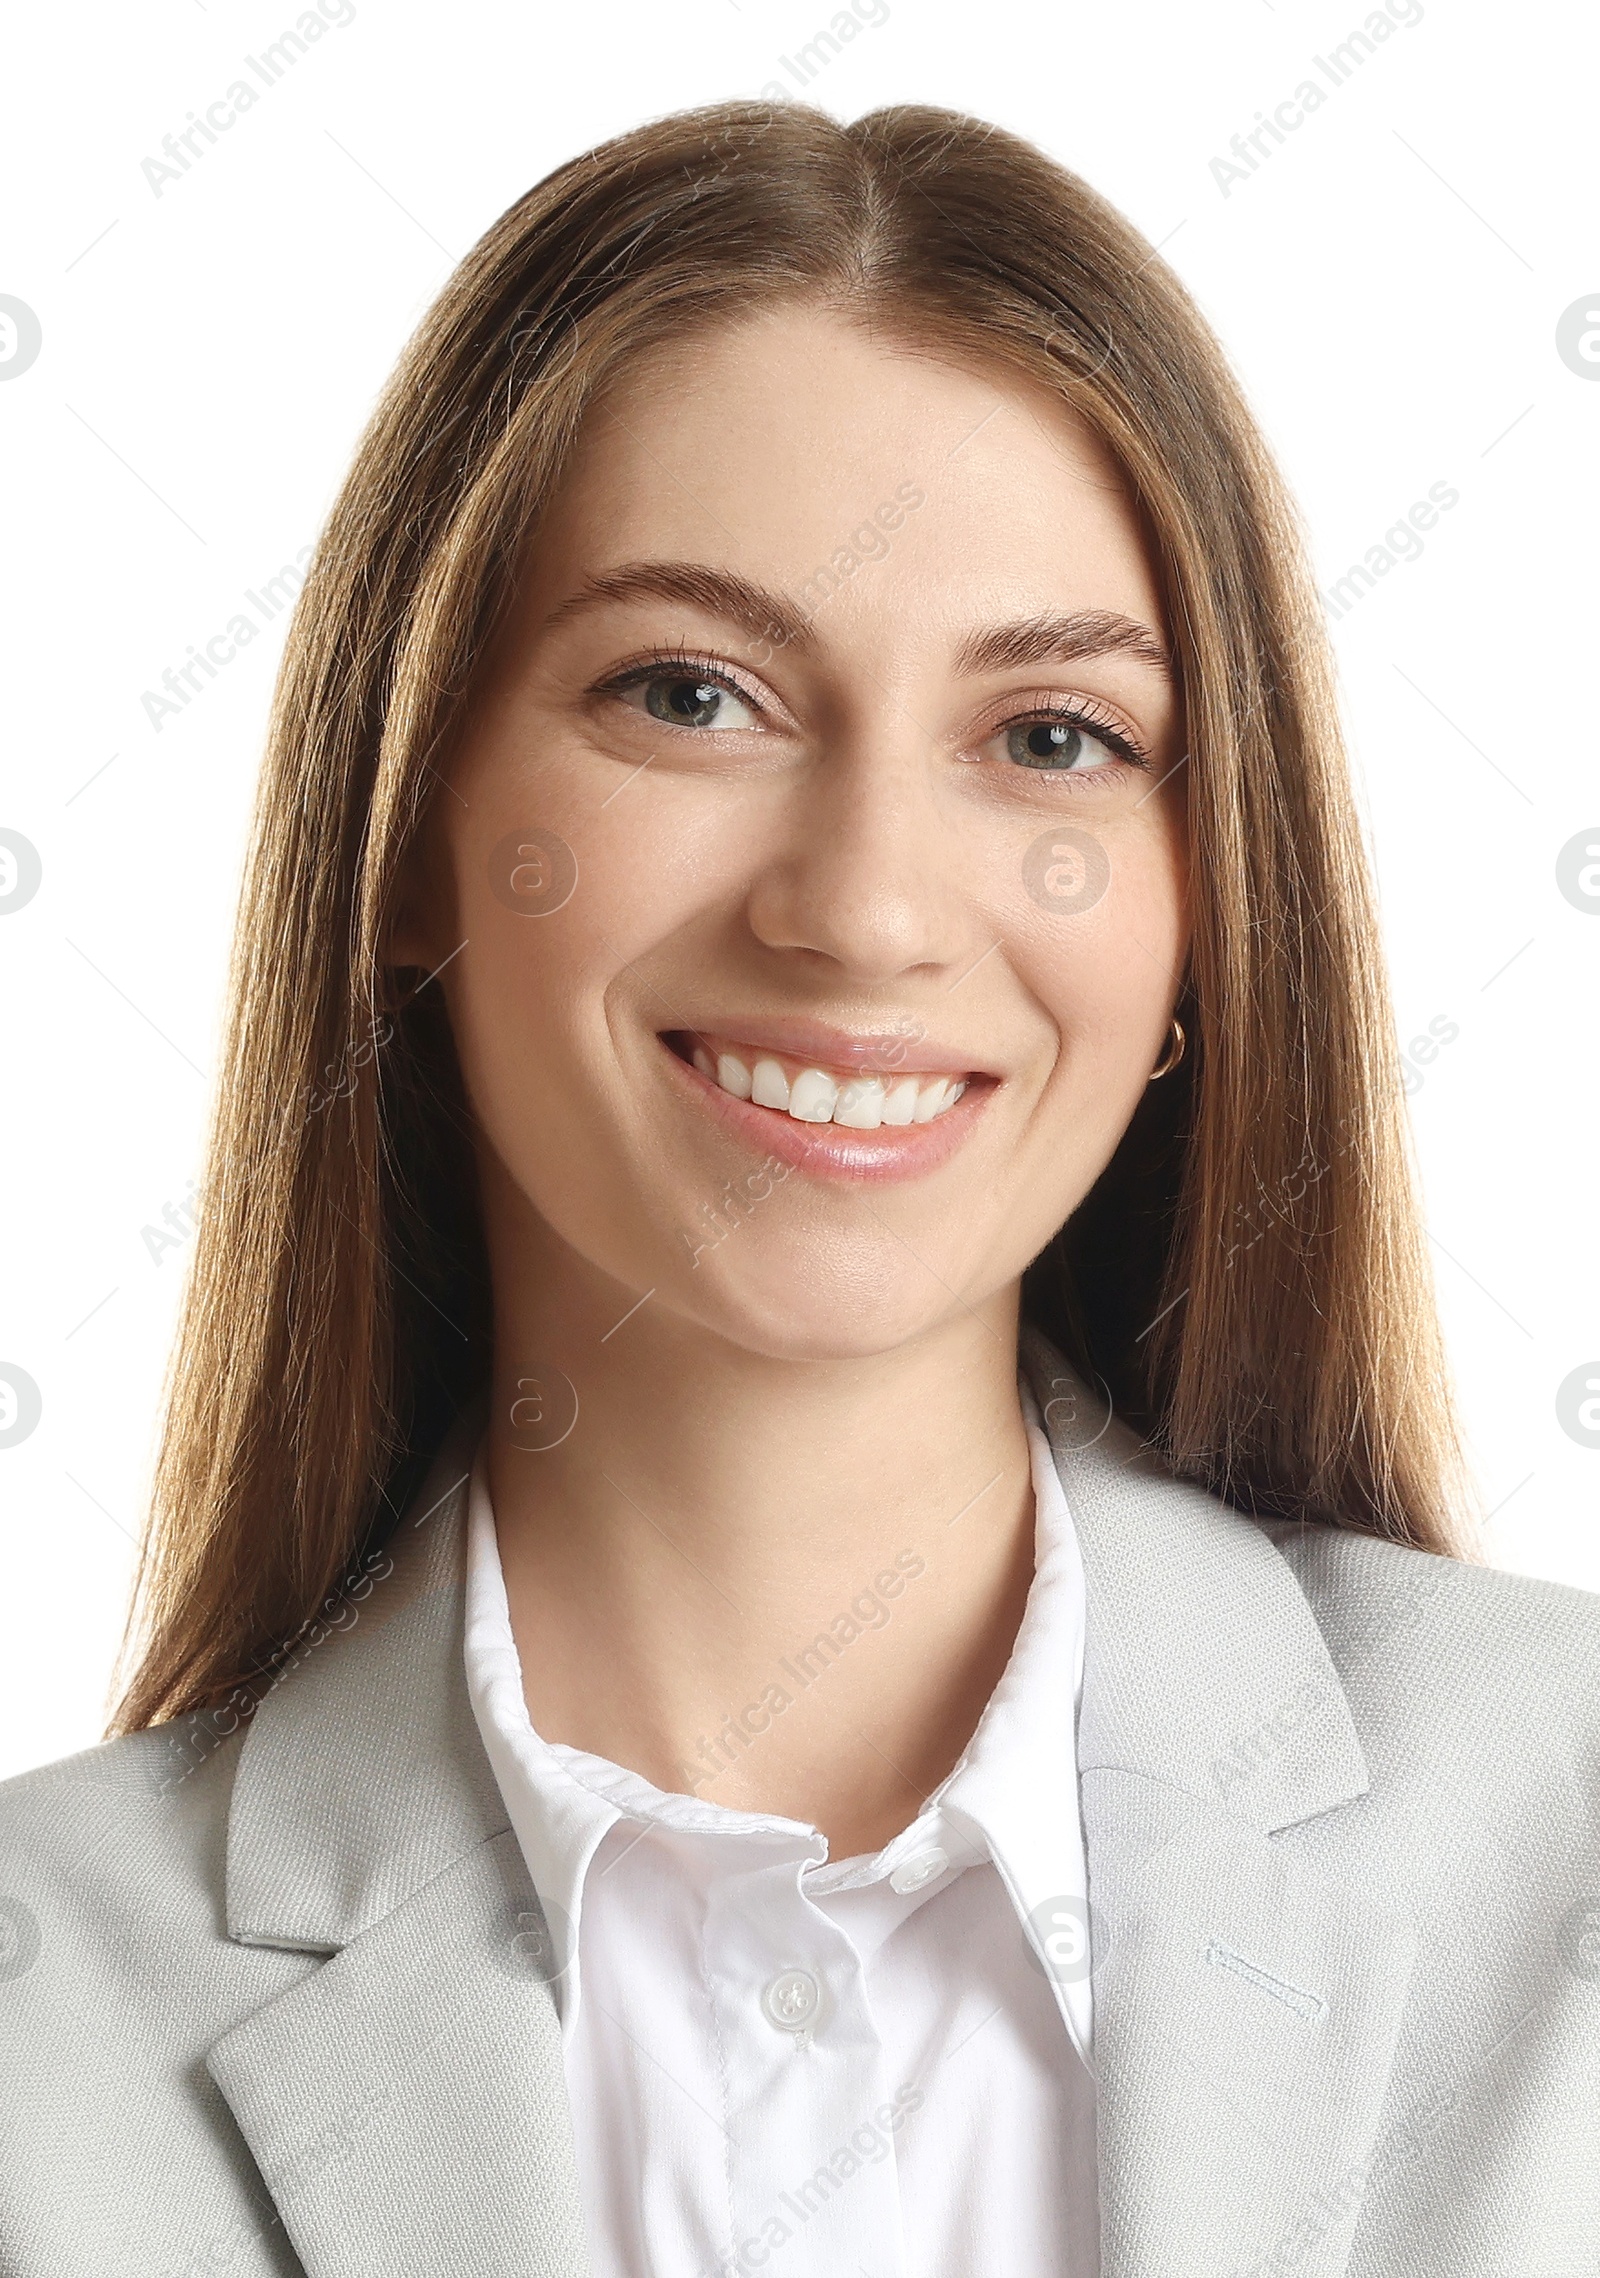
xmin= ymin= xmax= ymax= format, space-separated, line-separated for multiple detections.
xmin=2 ymin=1331 xmax=1598 ymax=2277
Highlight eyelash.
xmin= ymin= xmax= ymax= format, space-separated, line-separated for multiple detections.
xmin=994 ymin=692 xmax=1151 ymax=771
xmin=592 ymin=649 xmax=1152 ymax=772
xmin=592 ymin=647 xmax=756 ymax=709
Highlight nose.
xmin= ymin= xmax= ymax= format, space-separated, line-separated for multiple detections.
xmin=743 ymin=716 xmax=976 ymax=986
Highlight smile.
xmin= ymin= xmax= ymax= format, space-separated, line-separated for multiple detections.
xmin=659 ymin=1025 xmax=998 ymax=1184
xmin=686 ymin=1034 xmax=968 ymax=1129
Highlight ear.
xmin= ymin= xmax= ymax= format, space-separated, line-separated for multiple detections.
xmin=383 ymin=820 xmax=453 ymax=977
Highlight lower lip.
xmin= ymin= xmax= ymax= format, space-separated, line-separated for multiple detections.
xmin=657 ymin=1038 xmax=996 ymax=1184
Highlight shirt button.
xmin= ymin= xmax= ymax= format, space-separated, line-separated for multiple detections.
xmin=890 ymin=1846 xmax=949 ymax=1894
xmin=761 ymin=1969 xmax=821 ymax=2033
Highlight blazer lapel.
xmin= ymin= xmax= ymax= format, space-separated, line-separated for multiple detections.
xmin=206 ymin=1414 xmax=590 ymax=2278
xmin=206 ymin=1339 xmax=1412 ymax=2278
xmin=1021 ymin=1331 xmax=1416 ymax=2278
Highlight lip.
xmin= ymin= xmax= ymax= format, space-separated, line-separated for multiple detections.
xmin=669 ymin=1014 xmax=1001 ymax=1080
xmin=658 ymin=1032 xmax=998 ymax=1184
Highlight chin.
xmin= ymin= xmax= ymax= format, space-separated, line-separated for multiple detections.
xmin=674 ymin=1248 xmax=973 ymax=1366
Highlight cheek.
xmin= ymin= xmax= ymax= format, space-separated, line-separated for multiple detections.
xmin=437 ymin=879 xmax=654 ymax=1280
xmin=1005 ymin=821 xmax=1188 ymax=1095
xmin=445 ymin=886 xmax=623 ymax=1111
xmin=454 ymin=727 xmax=752 ymax=972
xmin=441 ymin=800 xmax=728 ymax=1157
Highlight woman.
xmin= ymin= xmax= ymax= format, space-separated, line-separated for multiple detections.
xmin=1 ymin=99 xmax=1595 ymax=2278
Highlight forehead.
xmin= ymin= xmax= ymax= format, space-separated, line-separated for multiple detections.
xmin=528 ymin=303 xmax=1167 ymax=639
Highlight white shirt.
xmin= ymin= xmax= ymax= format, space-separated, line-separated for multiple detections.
xmin=463 ymin=1378 xmax=1099 ymax=2277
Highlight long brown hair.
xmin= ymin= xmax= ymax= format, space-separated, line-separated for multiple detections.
xmin=110 ymin=99 xmax=1477 ymax=1737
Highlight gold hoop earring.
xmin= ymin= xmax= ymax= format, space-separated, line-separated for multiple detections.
xmin=1148 ymin=1016 xmax=1187 ymax=1082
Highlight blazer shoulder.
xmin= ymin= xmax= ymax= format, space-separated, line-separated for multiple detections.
xmin=0 ymin=1724 xmax=332 ymax=2276
xmin=0 ymin=1707 xmax=245 ymax=1814
xmin=0 ymin=1714 xmax=245 ymax=1964
xmin=1264 ymin=1517 xmax=1600 ymax=1745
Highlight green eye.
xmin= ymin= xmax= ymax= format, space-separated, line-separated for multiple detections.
xmin=1006 ymin=720 xmax=1109 ymax=770
xmin=647 ymin=676 xmax=728 ymax=727
xmin=612 ymin=669 xmax=761 ymax=730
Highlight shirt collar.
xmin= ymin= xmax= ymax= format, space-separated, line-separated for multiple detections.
xmin=462 ymin=1375 xmax=1091 ymax=2056
xmin=934 ymin=1374 xmax=1092 ymax=2057
xmin=463 ymin=1445 xmax=823 ymax=2035
xmin=461 ymin=1449 xmax=619 ymax=2030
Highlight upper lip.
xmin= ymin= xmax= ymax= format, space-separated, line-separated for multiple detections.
xmin=666 ymin=1016 xmax=1001 ymax=1079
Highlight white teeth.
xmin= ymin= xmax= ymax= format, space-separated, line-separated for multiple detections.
xmin=833 ymin=1076 xmax=885 ymax=1129
xmin=751 ymin=1057 xmax=791 ymax=1111
xmin=914 ymin=1078 xmax=966 ymax=1123
xmin=787 ymin=1067 xmax=839 ymax=1123
xmin=694 ymin=1042 xmax=969 ymax=1128
xmin=715 ymin=1051 xmax=753 ymax=1100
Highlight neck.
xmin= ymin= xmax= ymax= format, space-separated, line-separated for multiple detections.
xmin=481 ymin=1201 xmax=1037 ymax=1856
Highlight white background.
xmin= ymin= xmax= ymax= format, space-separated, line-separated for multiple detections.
xmin=1 ymin=0 xmax=1596 ymax=1782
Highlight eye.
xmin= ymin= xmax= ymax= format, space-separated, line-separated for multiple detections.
xmin=608 ymin=662 xmax=761 ymax=731
xmin=983 ymin=706 xmax=1146 ymax=775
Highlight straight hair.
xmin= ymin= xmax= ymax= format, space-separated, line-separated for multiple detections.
xmin=110 ymin=100 xmax=1478 ymax=1736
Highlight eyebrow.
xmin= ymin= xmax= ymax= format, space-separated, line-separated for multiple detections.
xmin=538 ymin=560 xmax=1173 ymax=677
xmin=541 ymin=561 xmax=812 ymax=655
xmin=952 ymin=608 xmax=1172 ymax=677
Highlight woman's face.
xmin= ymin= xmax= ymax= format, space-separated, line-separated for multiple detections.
xmin=396 ymin=304 xmax=1189 ymax=1359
